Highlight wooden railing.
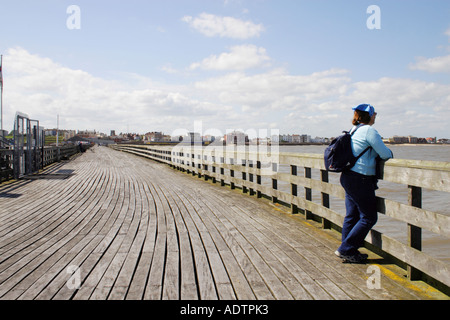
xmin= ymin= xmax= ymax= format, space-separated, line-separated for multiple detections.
xmin=0 ymin=145 xmax=81 ymax=181
xmin=0 ymin=148 xmax=14 ymax=182
xmin=112 ymin=144 xmax=450 ymax=289
xmin=42 ymin=145 xmax=80 ymax=167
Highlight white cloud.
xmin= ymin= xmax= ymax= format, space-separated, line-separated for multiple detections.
xmin=409 ymin=55 xmax=450 ymax=73
xmin=3 ymin=47 xmax=449 ymax=139
xmin=189 ymin=45 xmax=270 ymax=71
xmin=181 ymin=13 xmax=264 ymax=39
xmin=156 ymin=26 xmax=166 ymax=33
xmin=445 ymin=27 xmax=450 ymax=38
xmin=160 ymin=64 xmax=178 ymax=74
xmin=2 ymin=47 xmax=232 ymax=134
xmin=194 ymin=68 xmax=450 ymax=137
xmin=339 ymin=77 xmax=450 ymax=136
xmin=194 ymin=68 xmax=351 ymax=109
xmin=409 ymin=28 xmax=450 ymax=73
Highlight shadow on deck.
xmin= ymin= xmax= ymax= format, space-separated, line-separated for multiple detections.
xmin=0 ymin=146 xmax=447 ymax=301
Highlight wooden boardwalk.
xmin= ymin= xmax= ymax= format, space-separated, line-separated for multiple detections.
xmin=0 ymin=146 xmax=446 ymax=300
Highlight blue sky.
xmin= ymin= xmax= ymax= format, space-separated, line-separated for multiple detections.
xmin=1 ymin=0 xmax=449 ymax=138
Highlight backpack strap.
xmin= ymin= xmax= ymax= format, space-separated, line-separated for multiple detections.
xmin=355 ymin=146 xmax=372 ymax=161
xmin=350 ymin=124 xmax=366 ymax=135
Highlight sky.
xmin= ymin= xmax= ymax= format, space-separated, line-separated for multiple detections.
xmin=0 ymin=0 xmax=449 ymax=139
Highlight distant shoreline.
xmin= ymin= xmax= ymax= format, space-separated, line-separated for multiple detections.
xmin=114 ymin=141 xmax=450 ymax=147
xmin=280 ymin=143 xmax=450 ymax=147
xmin=386 ymin=143 xmax=450 ymax=147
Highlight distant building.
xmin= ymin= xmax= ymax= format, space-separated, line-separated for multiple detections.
xmin=389 ymin=136 xmax=409 ymax=144
xmin=172 ymin=135 xmax=184 ymax=142
xmin=277 ymin=134 xmax=311 ymax=143
xmin=311 ymin=136 xmax=329 ymax=144
xmin=63 ymin=130 xmax=76 ymax=140
xmin=292 ymin=134 xmax=301 ymax=143
xmin=281 ymin=134 xmax=292 ymax=143
xmin=144 ymin=131 xmax=163 ymax=142
xmin=202 ymin=135 xmax=216 ymax=143
xmin=44 ymin=129 xmax=58 ymax=136
xmin=44 ymin=129 xmax=76 ymax=140
xmin=300 ymin=134 xmax=311 ymax=143
xmin=175 ymin=132 xmax=202 ymax=144
xmin=387 ymin=135 xmax=430 ymax=144
xmin=225 ymin=131 xmax=248 ymax=145
xmin=77 ymin=130 xmax=98 ymax=138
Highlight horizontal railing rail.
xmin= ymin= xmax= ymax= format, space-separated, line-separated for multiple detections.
xmin=0 ymin=145 xmax=81 ymax=181
xmin=42 ymin=145 xmax=80 ymax=167
xmin=112 ymin=143 xmax=450 ymax=289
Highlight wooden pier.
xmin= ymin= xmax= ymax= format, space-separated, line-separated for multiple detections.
xmin=0 ymin=145 xmax=448 ymax=300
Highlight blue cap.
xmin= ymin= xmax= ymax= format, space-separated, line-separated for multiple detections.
xmin=353 ymin=104 xmax=375 ymax=117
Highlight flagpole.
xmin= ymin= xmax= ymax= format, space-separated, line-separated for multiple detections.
xmin=56 ymin=114 xmax=59 ymax=147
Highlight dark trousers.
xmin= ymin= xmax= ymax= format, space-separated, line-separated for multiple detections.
xmin=338 ymin=171 xmax=378 ymax=255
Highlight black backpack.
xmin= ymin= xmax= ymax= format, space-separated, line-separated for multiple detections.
xmin=324 ymin=125 xmax=371 ymax=172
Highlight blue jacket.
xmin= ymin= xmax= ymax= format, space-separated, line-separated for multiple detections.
xmin=350 ymin=125 xmax=393 ymax=176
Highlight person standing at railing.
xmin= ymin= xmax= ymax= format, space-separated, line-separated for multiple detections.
xmin=335 ymin=104 xmax=393 ymax=263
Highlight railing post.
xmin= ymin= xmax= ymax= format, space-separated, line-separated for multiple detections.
xmin=220 ymin=168 xmax=225 ymax=186
xmin=220 ymin=157 xmax=225 ymax=186
xmin=242 ymin=160 xmax=248 ymax=194
xmin=272 ymin=162 xmax=278 ymax=203
xmin=191 ymin=153 xmax=195 ymax=176
xmin=249 ymin=160 xmax=255 ymax=196
xmin=211 ymin=155 xmax=216 ymax=183
xmin=321 ymin=169 xmax=331 ymax=229
xmin=230 ymin=158 xmax=235 ymax=190
xmin=242 ymin=171 xmax=247 ymax=193
xmin=197 ymin=154 xmax=202 ymax=179
xmin=249 ymin=172 xmax=255 ymax=196
xmin=291 ymin=165 xmax=298 ymax=214
xmin=203 ymin=164 xmax=208 ymax=181
xmin=212 ymin=166 xmax=216 ymax=183
xmin=408 ymin=185 xmax=422 ymax=281
xmin=304 ymin=167 xmax=312 ymax=220
xmin=256 ymin=161 xmax=262 ymax=198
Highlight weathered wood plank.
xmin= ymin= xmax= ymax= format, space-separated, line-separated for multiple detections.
xmin=1 ymin=145 xmax=447 ymax=301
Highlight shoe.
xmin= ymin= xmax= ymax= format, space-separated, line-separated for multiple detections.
xmin=335 ymin=250 xmax=368 ymax=259
xmin=357 ymin=252 xmax=369 ymax=260
xmin=335 ymin=250 xmax=367 ymax=264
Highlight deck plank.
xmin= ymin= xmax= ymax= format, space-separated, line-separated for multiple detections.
xmin=0 ymin=146 xmax=445 ymax=300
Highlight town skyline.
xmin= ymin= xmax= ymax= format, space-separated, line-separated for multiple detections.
xmin=1 ymin=1 xmax=449 ymax=139
xmin=21 ymin=127 xmax=447 ymax=145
